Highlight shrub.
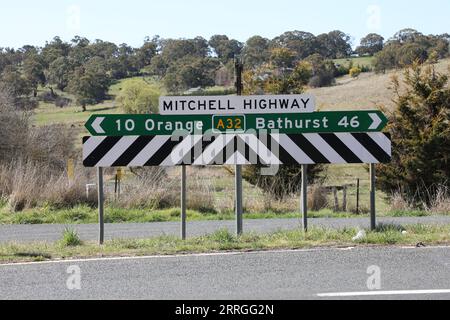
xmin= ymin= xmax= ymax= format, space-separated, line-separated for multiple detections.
xmin=308 ymin=185 xmax=328 ymax=211
xmin=54 ymin=96 xmax=71 ymax=108
xmin=60 ymin=228 xmax=82 ymax=247
xmin=349 ymin=66 xmax=362 ymax=78
xmin=116 ymin=79 xmax=159 ymax=114
xmin=378 ymin=63 xmax=450 ymax=205
xmin=0 ymin=87 xmax=31 ymax=164
xmin=0 ymin=160 xmax=94 ymax=212
xmin=242 ymin=165 xmax=325 ymax=200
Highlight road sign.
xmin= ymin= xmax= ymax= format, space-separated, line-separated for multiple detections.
xmin=82 ymin=132 xmax=391 ymax=167
xmin=159 ymin=94 xmax=316 ymax=115
xmin=85 ymin=111 xmax=388 ymax=136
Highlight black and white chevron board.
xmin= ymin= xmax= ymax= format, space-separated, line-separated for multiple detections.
xmin=83 ymin=132 xmax=391 ymax=167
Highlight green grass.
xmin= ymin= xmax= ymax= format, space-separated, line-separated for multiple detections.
xmin=32 ymin=76 xmax=164 ymax=127
xmin=0 ymin=202 xmax=443 ymax=225
xmin=33 ymin=101 xmax=119 ymax=126
xmin=1 ymin=224 xmax=449 ymax=264
xmin=59 ymin=228 xmax=83 ymax=247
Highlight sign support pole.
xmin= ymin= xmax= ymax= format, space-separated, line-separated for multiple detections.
xmin=301 ymin=164 xmax=308 ymax=232
xmin=370 ymin=164 xmax=376 ymax=231
xmin=235 ymin=57 xmax=244 ymax=236
xmin=235 ymin=164 xmax=243 ymax=235
xmin=97 ymin=167 xmax=104 ymax=245
xmin=181 ymin=165 xmax=187 ymax=240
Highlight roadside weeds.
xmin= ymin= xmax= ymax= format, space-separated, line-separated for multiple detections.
xmin=0 ymin=224 xmax=449 ymax=264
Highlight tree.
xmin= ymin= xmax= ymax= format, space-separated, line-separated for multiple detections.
xmin=390 ymin=28 xmax=422 ymax=43
xmin=0 ymin=66 xmax=32 ymax=98
xmin=357 ymin=33 xmax=384 ymax=56
xmin=22 ymin=54 xmax=46 ymax=97
xmin=135 ymin=40 xmax=157 ymax=68
xmin=242 ymin=36 xmax=270 ymax=68
xmin=109 ymin=43 xmax=137 ymax=79
xmin=116 ymin=79 xmax=159 ymax=114
xmin=148 ymin=54 xmax=169 ymax=77
xmin=396 ymin=43 xmax=428 ymax=67
xmin=262 ymin=60 xmax=311 ymax=94
xmin=161 ymin=38 xmax=209 ymax=63
xmin=316 ymin=30 xmax=352 ymax=59
xmin=47 ymin=57 xmax=72 ymax=91
xmin=67 ymin=57 xmax=111 ymax=111
xmin=41 ymin=36 xmax=71 ymax=66
xmin=163 ymin=57 xmax=220 ymax=93
xmin=271 ymin=31 xmax=317 ymax=60
xmin=269 ymin=48 xmax=297 ymax=69
xmin=305 ymin=54 xmax=337 ymax=87
xmin=69 ymin=36 xmax=92 ymax=67
xmin=378 ymin=63 xmax=450 ymax=203
xmin=209 ymin=35 xmax=243 ymax=64
xmin=374 ymin=42 xmax=402 ymax=72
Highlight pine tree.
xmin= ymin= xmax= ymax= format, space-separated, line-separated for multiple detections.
xmin=378 ymin=62 xmax=450 ymax=203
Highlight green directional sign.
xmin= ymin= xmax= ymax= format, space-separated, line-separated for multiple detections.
xmin=85 ymin=111 xmax=388 ymax=136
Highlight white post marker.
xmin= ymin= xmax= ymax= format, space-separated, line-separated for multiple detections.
xmin=159 ymin=94 xmax=316 ymax=115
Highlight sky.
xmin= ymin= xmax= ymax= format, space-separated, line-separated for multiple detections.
xmin=1 ymin=0 xmax=449 ymax=49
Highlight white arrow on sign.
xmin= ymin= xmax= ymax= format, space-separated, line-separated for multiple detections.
xmin=92 ymin=117 xmax=105 ymax=134
xmin=368 ymin=113 xmax=382 ymax=130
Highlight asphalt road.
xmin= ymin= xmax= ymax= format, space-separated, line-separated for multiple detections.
xmin=1 ymin=216 xmax=450 ymax=243
xmin=0 ymin=246 xmax=449 ymax=300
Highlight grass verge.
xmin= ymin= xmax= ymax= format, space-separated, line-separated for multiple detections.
xmin=1 ymin=224 xmax=449 ymax=264
xmin=0 ymin=204 xmax=399 ymax=225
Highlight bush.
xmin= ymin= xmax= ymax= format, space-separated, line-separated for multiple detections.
xmin=0 ymin=88 xmax=30 ymax=164
xmin=116 ymin=80 xmax=159 ymax=114
xmin=26 ymin=124 xmax=76 ymax=172
xmin=60 ymin=228 xmax=82 ymax=247
xmin=55 ymin=96 xmax=71 ymax=108
xmin=378 ymin=63 xmax=450 ymax=204
xmin=308 ymin=185 xmax=328 ymax=211
xmin=349 ymin=66 xmax=362 ymax=78
xmin=305 ymin=54 xmax=337 ymax=87
xmin=242 ymin=165 xmax=325 ymax=200
xmin=0 ymin=160 xmax=94 ymax=212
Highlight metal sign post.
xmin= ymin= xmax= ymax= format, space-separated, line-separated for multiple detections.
xmin=301 ymin=164 xmax=308 ymax=232
xmin=181 ymin=165 xmax=187 ymax=240
xmin=235 ymin=57 xmax=244 ymax=236
xmin=84 ymin=84 xmax=391 ymax=241
xmin=370 ymin=164 xmax=376 ymax=231
xmin=97 ymin=167 xmax=104 ymax=245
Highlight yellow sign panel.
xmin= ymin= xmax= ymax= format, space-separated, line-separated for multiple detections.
xmin=117 ymin=168 xmax=123 ymax=181
xmin=67 ymin=159 xmax=75 ymax=181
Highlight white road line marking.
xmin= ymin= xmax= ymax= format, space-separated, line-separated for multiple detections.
xmin=1 ymin=245 xmax=449 ymax=268
xmin=317 ymin=289 xmax=450 ymax=297
xmin=0 ymin=247 xmax=355 ymax=267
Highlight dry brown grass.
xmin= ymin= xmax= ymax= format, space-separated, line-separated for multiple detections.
xmin=308 ymin=185 xmax=328 ymax=211
xmin=308 ymin=59 xmax=450 ymax=111
xmin=389 ymin=192 xmax=414 ymax=212
xmin=114 ymin=167 xmax=216 ymax=212
xmin=389 ymin=186 xmax=450 ymax=215
xmin=428 ymin=187 xmax=450 ymax=215
xmin=0 ymin=161 xmax=92 ymax=211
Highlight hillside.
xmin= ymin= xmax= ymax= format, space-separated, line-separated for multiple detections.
xmin=309 ymin=59 xmax=450 ymax=112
